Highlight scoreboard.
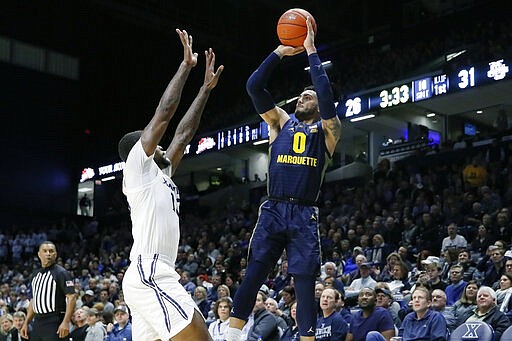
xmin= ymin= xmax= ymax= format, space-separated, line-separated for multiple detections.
xmin=183 ymin=121 xmax=270 ymax=156
xmin=340 ymin=57 xmax=511 ymax=119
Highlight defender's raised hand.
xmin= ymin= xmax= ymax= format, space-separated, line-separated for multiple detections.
xmin=176 ymin=28 xmax=198 ymax=67
xmin=203 ymin=48 xmax=224 ymax=90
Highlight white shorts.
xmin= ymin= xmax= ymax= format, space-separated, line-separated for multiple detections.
xmin=123 ymin=254 xmax=200 ymax=340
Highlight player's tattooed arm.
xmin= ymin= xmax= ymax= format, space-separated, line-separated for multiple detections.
xmin=323 ymin=115 xmax=341 ymax=155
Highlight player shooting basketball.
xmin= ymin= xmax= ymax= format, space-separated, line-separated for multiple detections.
xmin=117 ymin=29 xmax=222 ymax=341
xmin=227 ymin=16 xmax=341 ymax=341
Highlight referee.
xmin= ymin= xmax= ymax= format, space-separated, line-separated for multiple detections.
xmin=21 ymin=241 xmax=76 ymax=340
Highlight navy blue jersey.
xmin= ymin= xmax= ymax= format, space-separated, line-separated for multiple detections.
xmin=268 ymin=118 xmax=330 ymax=202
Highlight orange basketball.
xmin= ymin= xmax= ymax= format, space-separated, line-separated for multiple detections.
xmin=276 ymin=8 xmax=317 ymax=47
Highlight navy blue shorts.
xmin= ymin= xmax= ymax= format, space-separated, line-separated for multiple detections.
xmin=248 ymin=200 xmax=321 ymax=275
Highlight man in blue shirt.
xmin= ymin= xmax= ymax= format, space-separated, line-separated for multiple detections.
xmin=445 ymin=265 xmax=467 ymax=305
xmin=316 ymin=288 xmax=348 ymax=340
xmin=399 ymin=286 xmax=447 ymax=341
xmin=106 ymin=305 xmax=132 ymax=341
xmin=346 ymin=288 xmax=395 ymax=341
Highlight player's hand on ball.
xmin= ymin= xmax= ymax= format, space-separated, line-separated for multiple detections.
xmin=303 ymin=17 xmax=316 ymax=52
xmin=276 ymin=45 xmax=304 ymax=57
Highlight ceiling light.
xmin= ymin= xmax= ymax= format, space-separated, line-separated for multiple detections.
xmin=446 ymin=49 xmax=467 ymax=62
xmin=426 ymin=113 xmax=436 ymax=117
xmin=253 ymin=139 xmax=269 ymax=145
xmin=476 ymin=110 xmax=483 ymax=114
xmin=285 ymin=96 xmax=299 ymax=104
xmin=304 ymin=60 xmax=332 ymax=71
xmin=350 ymin=114 xmax=375 ymax=122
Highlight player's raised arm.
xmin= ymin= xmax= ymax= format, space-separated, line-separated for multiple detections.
xmin=165 ymin=48 xmax=223 ymax=175
xmin=246 ymin=44 xmax=303 ymax=140
xmin=140 ymin=28 xmax=198 ymax=158
xmin=303 ymin=17 xmax=341 ymax=155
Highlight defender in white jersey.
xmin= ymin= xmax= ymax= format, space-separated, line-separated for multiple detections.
xmin=117 ymin=28 xmax=223 ymax=341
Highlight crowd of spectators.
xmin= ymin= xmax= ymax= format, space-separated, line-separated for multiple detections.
xmin=1 ymin=124 xmax=511 ymax=339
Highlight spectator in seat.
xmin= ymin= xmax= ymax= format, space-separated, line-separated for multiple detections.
xmin=477 ymin=245 xmax=506 ymax=287
xmin=462 ymin=156 xmax=488 ymax=189
xmin=244 ymin=291 xmax=280 ymax=341
xmin=105 ymin=305 xmax=132 ymax=341
xmin=369 ymin=234 xmax=392 ymax=268
xmin=430 ymin=289 xmax=457 ymax=333
xmin=280 ymin=301 xmax=299 ymax=341
xmin=346 ymin=287 xmax=395 ymax=341
xmin=264 ymin=297 xmax=289 ymax=337
xmin=425 ymin=260 xmax=447 ymax=292
xmin=321 ymin=262 xmax=345 ymax=295
xmin=387 ymin=262 xmax=411 ymax=297
xmin=315 ymin=288 xmax=348 ymax=341
xmin=471 ymin=225 xmax=495 ymax=257
xmin=208 ymin=297 xmax=232 ymax=341
xmin=445 ymin=264 xmax=467 ymax=306
xmin=457 ymin=249 xmax=478 ymax=283
xmin=345 ymin=262 xmax=377 ymax=300
xmin=398 ymin=286 xmax=447 ymax=341
xmin=193 ymin=286 xmax=211 ymax=319
xmin=84 ymin=308 xmax=106 ymax=341
xmin=374 ymin=253 xmax=401 ymax=282
xmin=277 ymin=286 xmax=295 ymax=320
xmin=464 ymin=286 xmax=510 ymax=340
xmin=69 ymin=308 xmax=89 ymax=341
xmin=452 ymin=280 xmax=478 ymax=326
xmin=440 ymin=223 xmax=467 ymax=254
xmin=374 ymin=285 xmax=401 ymax=327
xmin=496 ymin=273 xmax=512 ymax=316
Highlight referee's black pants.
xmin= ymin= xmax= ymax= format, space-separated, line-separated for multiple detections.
xmin=31 ymin=314 xmax=67 ymax=341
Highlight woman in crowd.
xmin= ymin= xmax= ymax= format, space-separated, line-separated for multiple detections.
xmin=208 ymin=297 xmax=232 ymax=341
xmin=376 ymin=252 xmax=402 ymax=282
xmin=412 ymin=250 xmax=432 ymax=275
xmin=0 ymin=314 xmax=14 ymax=341
xmin=387 ymin=262 xmax=411 ymax=298
xmin=193 ymin=286 xmax=211 ymax=319
xmin=217 ymin=284 xmax=231 ymax=300
xmin=471 ymin=225 xmax=495 ymax=256
xmin=224 ymin=273 xmax=239 ymax=299
xmin=280 ymin=301 xmax=298 ymax=341
xmin=451 ymin=280 xmax=478 ymax=325
xmin=496 ymin=273 xmax=512 ymax=315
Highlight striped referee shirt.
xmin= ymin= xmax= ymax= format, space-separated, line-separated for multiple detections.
xmin=28 ymin=263 xmax=75 ymax=314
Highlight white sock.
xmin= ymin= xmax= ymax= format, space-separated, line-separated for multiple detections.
xmin=226 ymin=327 xmax=242 ymax=341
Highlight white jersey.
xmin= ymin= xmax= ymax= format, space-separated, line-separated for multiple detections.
xmin=123 ymin=140 xmax=180 ymax=263
xmin=441 ymin=234 xmax=468 ymax=253
xmin=208 ymin=319 xmax=230 ymax=341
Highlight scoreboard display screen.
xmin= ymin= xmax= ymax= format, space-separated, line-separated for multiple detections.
xmin=183 ymin=121 xmax=270 ymax=156
xmin=339 ymin=57 xmax=511 ymax=119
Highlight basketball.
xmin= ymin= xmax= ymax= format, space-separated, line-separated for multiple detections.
xmin=277 ymin=8 xmax=317 ymax=47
